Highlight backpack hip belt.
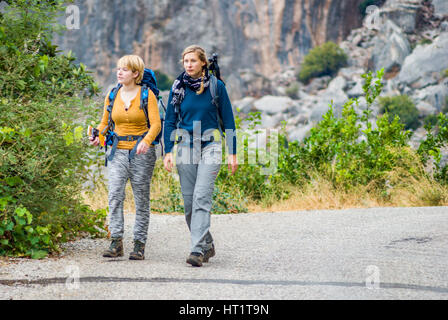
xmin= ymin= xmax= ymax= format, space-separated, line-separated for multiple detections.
xmin=106 ymin=132 xmax=148 ymax=165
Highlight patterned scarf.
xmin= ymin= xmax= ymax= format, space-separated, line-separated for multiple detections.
xmin=170 ymin=70 xmax=211 ymax=107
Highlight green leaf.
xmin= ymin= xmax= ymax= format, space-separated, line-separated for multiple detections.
xmin=14 ymin=206 xmax=28 ymax=217
xmin=26 ymin=212 xmax=32 ymax=225
xmin=73 ymin=126 xmax=83 ymax=141
xmin=29 ymin=236 xmax=39 ymax=245
xmin=21 ymin=128 xmax=32 ymax=138
xmin=41 ymin=235 xmax=50 ymax=245
xmin=5 ymin=176 xmax=23 ymax=187
xmin=34 ymin=64 xmax=41 ymax=77
xmin=6 ymin=222 xmax=14 ymax=231
xmin=31 ymin=250 xmax=48 ymax=260
xmin=0 ymin=239 xmax=8 ymax=246
xmin=17 ymin=80 xmax=26 ymax=90
xmin=63 ymin=131 xmax=74 ymax=146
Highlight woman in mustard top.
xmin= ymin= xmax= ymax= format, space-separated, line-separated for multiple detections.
xmin=90 ymin=55 xmax=161 ymax=260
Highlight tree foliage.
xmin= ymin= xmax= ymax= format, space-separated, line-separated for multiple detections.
xmin=298 ymin=42 xmax=347 ymax=84
xmin=0 ymin=0 xmax=106 ymax=258
xmin=379 ymin=95 xmax=420 ymax=130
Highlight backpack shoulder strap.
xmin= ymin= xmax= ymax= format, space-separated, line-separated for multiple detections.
xmin=103 ymin=84 xmax=122 ymax=135
xmin=209 ymin=75 xmax=225 ymax=137
xmin=209 ymin=75 xmax=219 ymax=108
xmin=140 ymin=85 xmax=150 ymax=129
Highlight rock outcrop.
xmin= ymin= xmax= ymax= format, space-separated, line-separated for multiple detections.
xmin=234 ymin=0 xmax=448 ymax=146
xmin=56 ymin=0 xmax=364 ymax=98
xmin=56 ymin=0 xmax=448 ymax=150
xmin=397 ymin=32 xmax=448 ymax=88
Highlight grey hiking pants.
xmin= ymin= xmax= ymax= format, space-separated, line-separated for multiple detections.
xmin=176 ymin=142 xmax=222 ymax=255
xmin=107 ymin=147 xmax=156 ymax=244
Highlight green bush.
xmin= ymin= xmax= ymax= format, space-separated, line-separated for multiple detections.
xmin=285 ymin=82 xmax=299 ymax=99
xmin=442 ymin=69 xmax=448 ymax=79
xmin=214 ymin=112 xmax=291 ymax=207
xmin=223 ymin=69 xmax=440 ymax=196
xmin=0 ymin=0 xmax=106 ymax=258
xmin=424 ymin=114 xmax=439 ymax=127
xmin=418 ymin=113 xmax=448 ymax=183
xmin=154 ymin=70 xmax=173 ymax=91
xmin=151 ymin=67 xmax=448 ymax=210
xmin=419 ymin=38 xmax=433 ymax=46
xmin=445 ymin=96 xmax=448 ymax=113
xmin=0 ymin=205 xmax=52 ymax=259
xmin=298 ymin=42 xmax=347 ymax=84
xmin=379 ymin=95 xmax=420 ymax=130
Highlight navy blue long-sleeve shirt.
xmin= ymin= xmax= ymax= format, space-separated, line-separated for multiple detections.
xmin=163 ymin=80 xmax=237 ymax=154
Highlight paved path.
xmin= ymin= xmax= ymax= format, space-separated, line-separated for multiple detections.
xmin=0 ymin=206 xmax=447 ymax=300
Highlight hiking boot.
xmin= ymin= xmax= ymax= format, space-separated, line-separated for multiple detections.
xmin=103 ymin=238 xmax=123 ymax=258
xmin=186 ymin=252 xmax=203 ymax=267
xmin=129 ymin=240 xmax=145 ymax=260
xmin=203 ymin=244 xmax=215 ymax=263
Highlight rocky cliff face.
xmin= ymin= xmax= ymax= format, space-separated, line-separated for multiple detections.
xmin=232 ymin=0 xmax=448 ymax=146
xmin=56 ymin=0 xmax=364 ymax=98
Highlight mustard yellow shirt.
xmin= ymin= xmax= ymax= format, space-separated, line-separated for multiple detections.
xmin=97 ymin=87 xmax=161 ymax=150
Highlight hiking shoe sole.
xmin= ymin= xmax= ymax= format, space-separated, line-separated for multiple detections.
xmin=186 ymin=254 xmax=203 ymax=267
xmin=129 ymin=253 xmax=145 ymax=260
xmin=103 ymin=251 xmax=124 ymax=258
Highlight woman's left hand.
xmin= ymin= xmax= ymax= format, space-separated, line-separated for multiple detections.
xmin=136 ymin=141 xmax=150 ymax=154
xmin=228 ymin=154 xmax=238 ymax=175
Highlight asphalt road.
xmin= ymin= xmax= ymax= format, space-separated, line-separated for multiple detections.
xmin=0 ymin=206 xmax=447 ymax=300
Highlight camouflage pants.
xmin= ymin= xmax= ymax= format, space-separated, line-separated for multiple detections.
xmin=107 ymin=148 xmax=156 ymax=244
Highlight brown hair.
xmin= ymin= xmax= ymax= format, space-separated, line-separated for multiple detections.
xmin=181 ymin=45 xmax=208 ymax=94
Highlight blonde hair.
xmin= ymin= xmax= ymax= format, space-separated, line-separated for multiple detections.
xmin=117 ymin=55 xmax=145 ymax=84
xmin=181 ymin=45 xmax=208 ymax=94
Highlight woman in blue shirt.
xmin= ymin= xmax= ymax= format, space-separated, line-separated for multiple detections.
xmin=163 ymin=45 xmax=238 ymax=267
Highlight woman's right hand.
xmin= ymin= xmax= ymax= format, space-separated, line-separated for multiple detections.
xmin=89 ymin=136 xmax=100 ymax=147
xmin=164 ymin=153 xmax=174 ymax=172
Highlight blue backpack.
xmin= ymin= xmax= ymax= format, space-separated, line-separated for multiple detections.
xmin=102 ymin=68 xmax=166 ymax=165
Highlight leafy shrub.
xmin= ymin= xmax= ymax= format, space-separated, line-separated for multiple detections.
xmin=424 ymin=114 xmax=438 ymax=127
xmin=417 ymin=113 xmax=448 ymax=183
xmin=443 ymin=69 xmax=448 ymax=78
xmin=445 ymin=96 xmax=448 ymax=113
xmin=151 ymin=162 xmax=184 ymax=214
xmin=419 ymin=38 xmax=433 ymax=46
xmin=154 ymin=70 xmax=173 ymax=91
xmin=149 ymin=67 xmax=448 ymax=211
xmin=0 ymin=205 xmax=52 ymax=259
xmin=285 ymin=82 xmax=299 ymax=99
xmin=379 ymin=95 xmax=420 ymax=130
xmin=0 ymin=0 xmax=106 ymax=258
xmin=228 ymin=69 xmax=419 ymax=193
xmin=211 ymin=186 xmax=248 ymax=214
xmin=298 ymin=42 xmax=347 ymax=84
